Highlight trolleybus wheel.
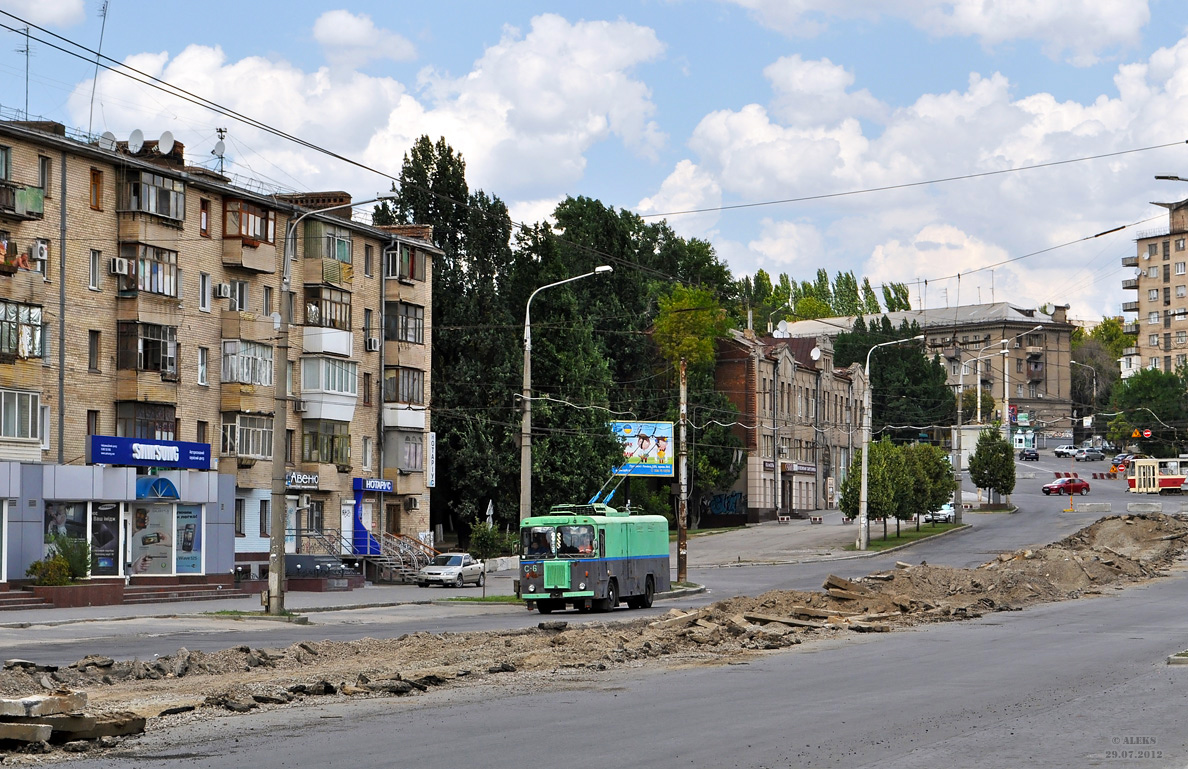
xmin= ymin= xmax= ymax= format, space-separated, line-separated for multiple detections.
xmin=599 ymin=580 xmax=618 ymax=612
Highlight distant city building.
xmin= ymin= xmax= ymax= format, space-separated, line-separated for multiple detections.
xmin=1121 ymin=200 xmax=1188 ymax=378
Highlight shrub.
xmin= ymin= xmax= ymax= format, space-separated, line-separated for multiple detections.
xmin=26 ymin=554 xmax=72 ymax=586
xmin=49 ymin=534 xmax=91 ymax=581
xmin=468 ymin=521 xmax=519 ymax=560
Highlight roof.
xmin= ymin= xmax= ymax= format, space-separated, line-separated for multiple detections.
xmin=777 ymin=301 xmax=1070 ymax=339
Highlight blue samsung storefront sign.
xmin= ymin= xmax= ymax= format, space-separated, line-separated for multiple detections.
xmin=87 ymin=435 xmax=212 ymax=470
xmin=353 ymin=477 xmax=394 ymax=493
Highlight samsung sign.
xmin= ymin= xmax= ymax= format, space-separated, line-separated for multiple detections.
xmin=88 ymin=436 xmax=211 ymax=470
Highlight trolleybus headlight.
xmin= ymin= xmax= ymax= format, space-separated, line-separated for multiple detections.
xmin=578 ymin=582 xmax=586 ymax=590
xmin=527 ymin=584 xmax=536 ymax=592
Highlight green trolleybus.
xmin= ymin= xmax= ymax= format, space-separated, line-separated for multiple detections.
xmin=519 ymin=503 xmax=671 ymax=614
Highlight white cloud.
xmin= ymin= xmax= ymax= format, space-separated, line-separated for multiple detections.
xmin=746 ymin=218 xmax=826 ymax=271
xmin=637 ymin=160 xmax=722 ymax=239
xmin=724 ymin=0 xmax=1149 ymax=65
xmin=764 ymin=55 xmax=887 ymax=127
xmin=4 ymin=0 xmax=84 ymax=26
xmin=507 ymin=196 xmax=564 ymax=229
xmin=313 ymin=10 xmax=416 ymax=70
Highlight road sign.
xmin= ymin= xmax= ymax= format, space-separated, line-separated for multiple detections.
xmin=1132 ymin=429 xmax=1141 ymax=438
xmin=1143 ymin=429 xmax=1152 ymax=438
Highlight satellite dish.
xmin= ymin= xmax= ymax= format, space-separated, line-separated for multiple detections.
xmin=127 ymin=129 xmax=144 ymax=154
xmin=212 ymin=140 xmax=225 ymax=158
xmin=98 ymin=131 xmax=117 ymax=151
xmin=810 ymin=347 xmax=822 ymax=361
xmin=158 ymin=130 xmax=174 ymax=155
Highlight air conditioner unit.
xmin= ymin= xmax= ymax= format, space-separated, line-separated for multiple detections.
xmin=109 ymin=257 xmax=129 ymax=276
xmin=213 ymin=283 xmax=232 ymax=299
xmin=293 ymin=399 xmax=308 ymax=413
xmin=298 ymin=494 xmax=311 ymax=509
xmin=32 ymin=241 xmax=48 ymax=262
xmin=365 ymin=337 xmax=380 ymax=352
xmin=405 ymin=497 xmax=420 ymax=510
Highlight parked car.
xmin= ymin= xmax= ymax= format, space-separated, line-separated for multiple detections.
xmin=1018 ymin=447 xmax=1039 ymax=461
xmin=923 ymin=503 xmax=955 ymax=523
xmin=416 ymin=553 xmax=486 ymax=588
xmin=1042 ymin=477 xmax=1091 ymax=495
xmin=1075 ymin=448 xmax=1105 ymax=462
xmin=1053 ymin=445 xmax=1078 ymax=458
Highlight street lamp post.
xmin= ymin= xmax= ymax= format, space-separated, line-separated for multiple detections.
xmin=267 ymin=195 xmax=393 ymax=615
xmin=520 ymin=266 xmax=613 ymax=521
xmin=1069 ymin=359 xmax=1098 ymax=427
xmin=857 ymin=335 xmax=923 ymax=550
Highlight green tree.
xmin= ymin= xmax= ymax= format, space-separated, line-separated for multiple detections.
xmin=1085 ymin=316 xmax=1129 ymax=360
xmin=653 ymin=285 xmax=731 ymax=368
xmin=860 ymin=278 xmax=882 ymax=313
xmin=838 ymin=438 xmax=897 ymax=524
xmin=968 ymin=428 xmax=1016 ymax=500
xmin=959 ymin=387 xmax=996 ymax=424
xmin=903 ymin=442 xmax=957 ymax=524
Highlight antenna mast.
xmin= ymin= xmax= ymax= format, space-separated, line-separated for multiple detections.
xmin=88 ymin=1 xmax=111 ymax=136
xmin=17 ymin=27 xmax=30 ymax=118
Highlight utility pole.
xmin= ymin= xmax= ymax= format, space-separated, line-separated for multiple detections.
xmin=677 ymin=358 xmax=688 ymax=584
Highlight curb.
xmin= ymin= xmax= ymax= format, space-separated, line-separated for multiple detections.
xmin=692 ymin=523 xmax=974 ymax=568
xmin=1167 ymin=654 xmax=1188 ymax=666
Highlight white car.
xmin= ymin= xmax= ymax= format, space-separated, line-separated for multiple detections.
xmin=1053 ymin=445 xmax=1078 ymax=458
xmin=416 ymin=553 xmax=485 ymax=588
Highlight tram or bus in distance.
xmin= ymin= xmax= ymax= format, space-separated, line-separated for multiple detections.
xmin=1127 ymin=456 xmax=1188 ymax=494
xmin=519 ymin=503 xmax=670 ymax=614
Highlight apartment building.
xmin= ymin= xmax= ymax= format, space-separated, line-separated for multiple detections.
xmin=1121 ymin=199 xmax=1188 ymax=377
xmin=779 ymin=302 xmax=1076 ymax=447
xmin=0 ymin=119 xmax=436 ymax=584
xmin=715 ymin=329 xmax=865 ymax=523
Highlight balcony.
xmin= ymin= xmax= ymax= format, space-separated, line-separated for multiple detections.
xmin=1026 ymin=365 xmax=1045 ymax=382
xmin=302 ymin=327 xmax=353 ymax=357
xmin=318 ymin=258 xmax=353 ymax=288
xmin=296 ymin=390 xmax=357 ymax=423
xmin=117 ymin=211 xmax=180 ymax=242
xmin=1121 ymin=301 xmax=1140 ymax=313
xmin=1123 ymin=323 xmax=1139 ymax=335
xmin=0 ymin=183 xmax=44 ymax=221
xmin=1121 ymin=256 xmax=1139 ymax=268
xmin=219 ymin=383 xmax=274 ymax=414
xmin=221 ymin=310 xmax=273 ymax=343
xmin=222 ymin=238 xmax=277 ymax=273
xmin=1122 ymin=278 xmax=1139 ymax=290
xmin=115 ymin=369 xmax=178 ymax=403
xmin=383 ymin=403 xmax=427 ymax=431
xmin=1122 ymin=346 xmax=1137 ymax=357
xmin=1025 ymin=346 xmax=1043 ymax=358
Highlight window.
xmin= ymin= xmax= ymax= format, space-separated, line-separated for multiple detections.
xmin=397 ymin=432 xmax=423 ymax=472
xmin=198 ymin=346 xmax=209 ymax=385
xmin=1028 ymin=384 xmax=1038 ymax=398
xmin=1177 ymin=262 xmax=1187 ymax=276
xmin=384 ymin=301 xmax=424 ymax=343
xmin=229 ymin=280 xmax=248 ymax=311
xmin=263 ymin=286 xmax=273 ymax=317
xmin=259 ymin=499 xmax=271 ymax=537
xmin=235 ymin=499 xmax=245 ymax=537
xmin=0 ymin=146 xmax=9 ymax=181
xmin=1179 ymin=285 xmax=1187 ymax=298
xmin=305 ymin=286 xmax=351 ymax=330
xmin=118 ymin=170 xmax=185 ymax=220
xmin=221 ymin=413 xmax=274 ymax=459
xmin=200 ymin=199 xmax=210 ymax=237
xmin=301 ymin=357 xmax=357 ymax=395
xmin=1166 ymin=241 xmax=1172 ymax=259
xmin=1016 ymin=384 xmax=1024 ymax=397
xmin=89 ymin=249 xmax=101 ymax=290
xmin=1149 ymin=311 xmax=1160 ymax=325
xmin=88 ymin=330 xmax=100 ymax=371
xmin=197 ymin=420 xmax=207 ymax=445
xmin=1150 ymin=289 xmax=1160 ymax=301
xmin=89 ymin=169 xmax=102 ymax=210
xmin=1016 ymin=358 xmax=1023 ymax=373
xmin=116 ymin=322 xmax=178 ymax=375
xmin=1150 ymin=357 xmax=1160 ymax=369
xmin=223 ymin=199 xmax=276 ymax=244
xmin=86 ymin=410 xmax=100 ymax=436
xmin=364 ymin=243 xmax=374 ymax=277
xmin=384 ymin=367 xmax=424 ymax=404
xmin=285 ymin=429 xmax=294 ymax=463
xmin=363 ymin=308 xmax=373 ymax=338
xmin=199 ymin=273 xmax=211 ymax=312
xmin=0 ymin=389 xmax=40 ymax=440
xmin=304 ymin=220 xmax=352 ymax=262
xmin=363 ymin=372 xmax=372 ymax=406
xmin=286 ymin=361 xmax=294 ymax=396
xmin=119 ymin=243 xmax=179 ymax=297
xmin=222 ymin=340 xmax=274 ymax=386
xmin=951 ymin=362 xmax=960 ymax=376
xmin=302 ymin=419 xmax=350 ymax=465
xmin=1150 ymin=333 xmax=1159 ymax=347
xmin=38 ymin=156 xmax=51 ymax=193
xmin=386 ymin=244 xmax=426 ymax=281
xmin=1179 ymin=238 xmax=1186 ymax=252
xmin=115 ymin=402 xmax=175 ymax=440
xmin=1150 ymin=243 xmax=1159 ymax=258
xmin=1150 ymin=266 xmax=1160 ymax=278
xmin=0 ymin=300 xmax=43 ymax=359
xmin=362 ymin=436 xmax=372 ymax=471
xmin=308 ymin=500 xmax=325 ymax=533
xmin=1179 ymin=331 xmax=1187 ymax=346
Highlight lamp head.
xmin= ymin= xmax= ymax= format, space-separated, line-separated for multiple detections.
xmin=594 ymin=265 xmax=613 ymax=274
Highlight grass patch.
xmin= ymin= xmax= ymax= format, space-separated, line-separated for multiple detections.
xmin=843 ymin=523 xmax=964 ymax=552
xmin=439 ymin=595 xmax=523 ymax=604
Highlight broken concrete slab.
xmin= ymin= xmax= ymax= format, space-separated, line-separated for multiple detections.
xmin=0 ymin=722 xmax=52 ymax=742
xmin=0 ymin=691 xmax=86 ymax=718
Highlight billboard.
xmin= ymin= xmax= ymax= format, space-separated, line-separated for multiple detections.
xmin=612 ymin=421 xmax=674 ymax=477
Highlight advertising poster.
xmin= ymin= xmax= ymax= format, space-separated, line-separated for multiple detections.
xmin=174 ymin=505 xmax=203 ymax=574
xmin=90 ymin=503 xmax=120 ymax=577
xmin=611 ymin=421 xmax=675 ymax=477
xmin=129 ymin=503 xmax=174 ymax=575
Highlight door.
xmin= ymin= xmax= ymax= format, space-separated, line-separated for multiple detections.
xmin=340 ymin=502 xmax=354 ymax=555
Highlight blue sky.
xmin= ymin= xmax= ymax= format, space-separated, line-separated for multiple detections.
xmin=3 ymin=1 xmax=1188 ymax=324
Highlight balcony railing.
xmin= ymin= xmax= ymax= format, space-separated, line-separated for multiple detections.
xmin=1122 ymin=256 xmax=1139 ymax=268
xmin=1122 ymin=278 xmax=1139 ymax=290
xmin=1123 ymin=323 xmax=1139 ymax=335
xmin=1121 ymin=301 xmax=1140 ymax=313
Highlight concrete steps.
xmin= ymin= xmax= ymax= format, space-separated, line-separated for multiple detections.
xmin=0 ymin=592 xmax=51 ymax=611
xmin=122 ymin=585 xmax=252 ymax=605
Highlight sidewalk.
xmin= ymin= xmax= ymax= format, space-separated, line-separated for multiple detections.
xmin=0 ymin=512 xmax=955 ymax=627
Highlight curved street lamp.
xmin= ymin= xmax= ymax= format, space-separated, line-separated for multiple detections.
xmin=520 ymin=266 xmax=613 ymax=521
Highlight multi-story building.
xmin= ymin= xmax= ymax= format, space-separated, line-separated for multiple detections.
xmin=0 ymin=118 xmax=436 ymax=586
xmin=715 ymin=329 xmax=865 ymax=523
xmin=1121 ymin=200 xmax=1188 ymax=377
xmin=778 ymin=302 xmax=1076 ymax=447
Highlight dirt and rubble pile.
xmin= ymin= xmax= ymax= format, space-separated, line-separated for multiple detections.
xmin=0 ymin=514 xmax=1185 ymax=760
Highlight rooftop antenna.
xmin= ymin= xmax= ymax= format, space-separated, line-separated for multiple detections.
xmin=213 ymin=127 xmax=227 ymax=175
xmin=88 ymin=1 xmax=110 ymax=136
xmin=16 ymin=27 xmax=30 ymax=118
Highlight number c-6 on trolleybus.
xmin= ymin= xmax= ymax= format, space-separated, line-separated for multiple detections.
xmin=519 ymin=503 xmax=671 ymax=614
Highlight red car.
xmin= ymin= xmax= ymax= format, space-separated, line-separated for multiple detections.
xmin=1042 ymin=477 xmax=1090 ymax=496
